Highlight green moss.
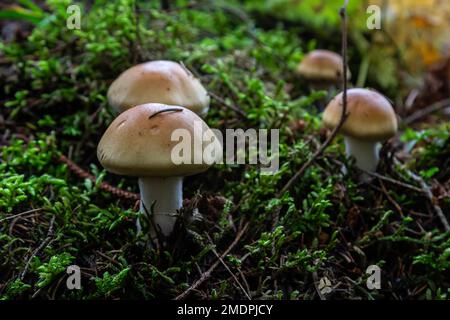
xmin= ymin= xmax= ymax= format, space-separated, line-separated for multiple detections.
xmin=0 ymin=0 xmax=448 ymax=300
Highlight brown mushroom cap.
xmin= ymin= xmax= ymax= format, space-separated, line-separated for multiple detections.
xmin=323 ymin=88 xmax=398 ymax=141
xmin=97 ymin=103 xmax=220 ymax=177
xmin=107 ymin=60 xmax=210 ymax=115
xmin=296 ymin=50 xmax=350 ymax=82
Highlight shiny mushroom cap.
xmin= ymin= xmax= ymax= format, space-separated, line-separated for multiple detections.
xmin=323 ymin=88 xmax=398 ymax=141
xmin=296 ymin=50 xmax=351 ymax=82
xmin=107 ymin=60 xmax=210 ymax=115
xmin=97 ymin=103 xmax=220 ymax=177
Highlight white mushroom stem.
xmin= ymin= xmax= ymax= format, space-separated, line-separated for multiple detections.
xmin=344 ymin=136 xmax=381 ymax=172
xmin=138 ymin=176 xmax=183 ymax=237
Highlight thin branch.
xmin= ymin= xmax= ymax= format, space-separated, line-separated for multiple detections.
xmin=57 ymin=155 xmax=140 ymax=201
xmin=180 ymin=61 xmax=246 ymax=118
xmin=0 ymin=208 xmax=43 ymax=223
xmin=394 ymin=158 xmax=450 ymax=231
xmin=403 ymin=98 xmax=450 ymax=125
xmin=378 ymin=179 xmax=403 ymax=216
xmin=175 ymin=222 xmax=249 ymax=300
xmin=275 ymin=3 xmax=350 ymax=199
xmin=133 ymin=0 xmax=144 ymax=62
xmin=209 ymin=92 xmax=246 ymax=117
xmin=363 ymin=170 xmax=425 ymax=194
xmin=205 ymin=233 xmax=252 ymax=300
xmin=20 ymin=216 xmax=56 ymax=281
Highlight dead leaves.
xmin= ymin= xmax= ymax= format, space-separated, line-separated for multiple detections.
xmin=379 ymin=0 xmax=450 ymax=73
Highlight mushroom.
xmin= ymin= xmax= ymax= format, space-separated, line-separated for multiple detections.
xmin=107 ymin=60 xmax=210 ymax=115
xmin=97 ymin=103 xmax=221 ymax=238
xmin=296 ymin=50 xmax=351 ymax=90
xmin=322 ymin=88 xmax=398 ymax=175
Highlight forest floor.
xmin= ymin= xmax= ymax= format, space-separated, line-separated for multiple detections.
xmin=0 ymin=0 xmax=449 ymax=300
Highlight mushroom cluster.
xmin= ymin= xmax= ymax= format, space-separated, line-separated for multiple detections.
xmin=97 ymin=51 xmax=399 ymax=244
xmin=98 ymin=60 xmax=217 ymax=241
xmin=98 ymin=103 xmax=220 ymax=238
xmin=295 ymin=49 xmax=399 ymax=179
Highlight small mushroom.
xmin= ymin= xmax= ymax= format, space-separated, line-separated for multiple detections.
xmin=97 ymin=103 xmax=220 ymax=239
xmin=323 ymin=88 xmax=398 ymax=176
xmin=107 ymin=60 xmax=210 ymax=115
xmin=296 ymin=49 xmax=351 ymax=91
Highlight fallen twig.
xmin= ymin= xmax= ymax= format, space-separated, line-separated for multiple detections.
xmin=57 ymin=154 xmax=140 ymax=201
xmin=181 ymin=62 xmax=246 ymax=118
xmin=209 ymin=91 xmax=247 ymax=117
xmin=205 ymin=233 xmax=252 ymax=300
xmin=364 ymin=170 xmax=425 ymax=194
xmin=394 ymin=158 xmax=450 ymax=231
xmin=20 ymin=215 xmax=56 ymax=281
xmin=275 ymin=3 xmax=350 ymax=199
xmin=175 ymin=222 xmax=249 ymax=300
xmin=0 ymin=208 xmax=43 ymax=223
xmin=378 ymin=179 xmax=403 ymax=216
